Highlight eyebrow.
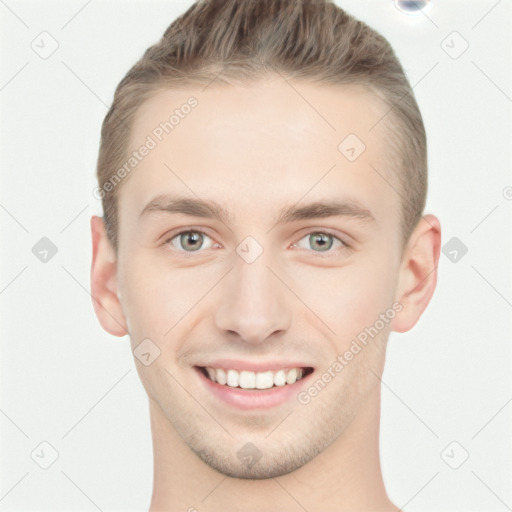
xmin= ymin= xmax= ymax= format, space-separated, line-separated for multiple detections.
xmin=275 ymin=199 xmax=376 ymax=225
xmin=140 ymin=195 xmax=233 ymax=224
xmin=139 ymin=194 xmax=376 ymax=226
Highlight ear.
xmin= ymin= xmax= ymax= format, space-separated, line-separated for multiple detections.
xmin=90 ymin=215 xmax=128 ymax=337
xmin=391 ymin=214 xmax=441 ymax=333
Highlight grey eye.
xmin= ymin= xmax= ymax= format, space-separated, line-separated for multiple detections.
xmin=295 ymin=232 xmax=344 ymax=253
xmin=170 ymin=231 xmax=213 ymax=252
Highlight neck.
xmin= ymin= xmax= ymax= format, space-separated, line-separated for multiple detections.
xmin=148 ymin=384 xmax=398 ymax=512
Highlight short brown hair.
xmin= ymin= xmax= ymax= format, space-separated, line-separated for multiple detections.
xmin=96 ymin=0 xmax=427 ymax=252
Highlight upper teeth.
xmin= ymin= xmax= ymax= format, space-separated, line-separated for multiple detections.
xmin=204 ymin=367 xmax=305 ymax=389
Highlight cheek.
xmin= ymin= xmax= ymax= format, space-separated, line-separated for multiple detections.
xmin=292 ymin=253 xmax=397 ymax=345
xmin=119 ymin=254 xmax=218 ymax=339
xmin=118 ymin=256 xmax=171 ymax=338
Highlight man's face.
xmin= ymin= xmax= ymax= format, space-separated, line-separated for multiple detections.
xmin=115 ymin=77 xmax=404 ymax=478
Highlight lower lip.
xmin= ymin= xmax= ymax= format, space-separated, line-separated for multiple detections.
xmin=195 ymin=367 xmax=314 ymax=410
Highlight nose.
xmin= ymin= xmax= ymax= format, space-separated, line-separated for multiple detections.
xmin=214 ymin=252 xmax=292 ymax=345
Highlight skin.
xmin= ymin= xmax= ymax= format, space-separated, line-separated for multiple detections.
xmin=91 ymin=76 xmax=441 ymax=511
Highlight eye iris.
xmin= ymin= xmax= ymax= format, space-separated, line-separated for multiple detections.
xmin=180 ymin=231 xmax=203 ymax=251
xmin=309 ymin=232 xmax=333 ymax=251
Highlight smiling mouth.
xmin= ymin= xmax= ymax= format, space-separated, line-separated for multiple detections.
xmin=196 ymin=366 xmax=314 ymax=390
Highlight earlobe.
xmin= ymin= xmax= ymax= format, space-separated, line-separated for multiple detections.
xmin=90 ymin=215 xmax=128 ymax=337
xmin=391 ymin=214 xmax=441 ymax=333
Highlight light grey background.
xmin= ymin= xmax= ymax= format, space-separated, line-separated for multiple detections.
xmin=1 ymin=0 xmax=511 ymax=510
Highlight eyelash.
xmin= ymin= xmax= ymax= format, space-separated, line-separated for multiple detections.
xmin=163 ymin=228 xmax=350 ymax=257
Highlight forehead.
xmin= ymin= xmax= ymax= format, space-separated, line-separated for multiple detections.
xmin=120 ymin=77 xmax=400 ymax=236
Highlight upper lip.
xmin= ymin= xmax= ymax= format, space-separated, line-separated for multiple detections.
xmin=196 ymin=359 xmax=313 ymax=372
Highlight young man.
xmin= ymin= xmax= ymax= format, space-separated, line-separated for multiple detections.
xmin=91 ymin=0 xmax=441 ymax=510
